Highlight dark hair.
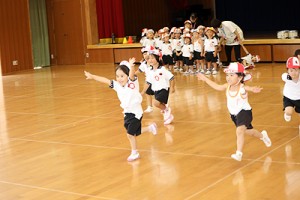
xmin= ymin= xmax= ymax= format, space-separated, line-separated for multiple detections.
xmin=236 ymin=73 xmax=245 ymax=83
xmin=149 ymin=54 xmax=163 ymax=66
xmin=116 ymin=65 xmax=129 ymax=76
xmin=190 ymin=13 xmax=197 ymax=19
xmin=210 ymin=18 xmax=222 ymax=28
xmin=294 ymin=49 xmax=300 ymax=57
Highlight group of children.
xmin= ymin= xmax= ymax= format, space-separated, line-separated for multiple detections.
xmin=139 ymin=22 xmax=261 ymax=76
xmin=85 ymin=27 xmax=300 ymax=162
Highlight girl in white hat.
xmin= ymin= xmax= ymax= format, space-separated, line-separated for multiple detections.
xmin=282 ymin=57 xmax=300 ymax=126
xmin=84 ymin=58 xmax=157 ymax=162
xmin=197 ymin=62 xmax=272 ymax=161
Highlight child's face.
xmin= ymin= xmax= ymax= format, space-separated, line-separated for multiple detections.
xmin=205 ymin=30 xmax=214 ymax=38
xmin=287 ymin=68 xmax=300 ymax=80
xmin=226 ymin=73 xmax=242 ymax=86
xmin=163 ymin=36 xmax=169 ymax=42
xmin=184 ymin=37 xmax=191 ymax=44
xmin=147 ymin=32 xmax=154 ymax=39
xmin=148 ymin=54 xmax=158 ymax=67
xmin=175 ymin=33 xmax=181 ymax=39
xmin=116 ymin=69 xmax=128 ymax=87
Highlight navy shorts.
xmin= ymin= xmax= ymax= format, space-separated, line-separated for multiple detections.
xmin=173 ymin=51 xmax=183 ymax=61
xmin=124 ymin=113 xmax=142 ymax=136
xmin=162 ymin=55 xmax=174 ymax=65
xmin=205 ymin=52 xmax=217 ymax=62
xmin=183 ymin=56 xmax=194 ymax=66
xmin=146 ymin=83 xmax=154 ymax=95
xmin=193 ymin=51 xmax=204 ymax=60
xmin=230 ymin=109 xmax=253 ymax=129
xmin=154 ymin=89 xmax=169 ymax=104
xmin=283 ymin=96 xmax=300 ymax=113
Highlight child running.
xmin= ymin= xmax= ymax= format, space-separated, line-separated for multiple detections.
xmin=141 ymin=49 xmax=175 ymax=125
xmin=197 ymin=62 xmax=272 ymax=161
xmin=281 ymin=57 xmax=300 ymax=129
xmin=84 ymin=58 xmax=157 ymax=162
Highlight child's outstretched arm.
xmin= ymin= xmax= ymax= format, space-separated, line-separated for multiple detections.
xmin=84 ymin=71 xmax=111 ymax=85
xmin=128 ymin=57 xmax=136 ymax=80
xmin=197 ymin=73 xmax=227 ymax=91
xmin=244 ymin=85 xmax=263 ymax=93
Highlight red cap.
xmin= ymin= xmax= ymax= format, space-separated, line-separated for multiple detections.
xmin=286 ymin=57 xmax=300 ymax=68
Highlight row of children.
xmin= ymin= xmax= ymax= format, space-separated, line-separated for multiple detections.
xmin=140 ymin=22 xmax=261 ymax=77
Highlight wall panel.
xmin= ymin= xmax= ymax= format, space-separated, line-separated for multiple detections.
xmin=0 ymin=0 xmax=33 ymax=75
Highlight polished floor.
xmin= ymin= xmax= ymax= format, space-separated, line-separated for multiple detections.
xmin=0 ymin=62 xmax=299 ymax=200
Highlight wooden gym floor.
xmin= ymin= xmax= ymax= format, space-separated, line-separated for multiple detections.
xmin=0 ymin=63 xmax=299 ymax=200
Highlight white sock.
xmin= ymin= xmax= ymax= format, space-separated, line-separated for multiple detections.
xmin=131 ymin=150 xmax=137 ymax=154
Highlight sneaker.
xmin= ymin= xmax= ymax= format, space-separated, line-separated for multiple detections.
xmin=163 ymin=107 xmax=171 ymax=121
xmin=148 ymin=123 xmax=157 ymax=135
xmin=164 ymin=114 xmax=174 ymax=125
xmin=205 ymin=70 xmax=211 ymax=75
xmin=200 ymin=69 xmax=205 ymax=73
xmin=261 ymin=130 xmax=272 ymax=147
xmin=144 ymin=106 xmax=153 ymax=113
xmin=127 ymin=152 xmax=140 ymax=162
xmin=212 ymin=70 xmax=217 ymax=75
xmin=284 ymin=113 xmax=291 ymax=122
xmin=231 ymin=151 xmax=243 ymax=161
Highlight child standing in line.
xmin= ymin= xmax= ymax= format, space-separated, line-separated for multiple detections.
xmin=84 ymin=58 xmax=157 ymax=162
xmin=142 ymin=29 xmax=155 ymax=47
xmin=141 ymin=49 xmax=175 ymax=125
xmin=197 ymin=62 xmax=272 ymax=161
xmin=182 ymin=33 xmax=194 ymax=74
xmin=160 ymin=33 xmax=174 ymax=71
xmin=192 ymin=28 xmax=205 ymax=73
xmin=281 ymin=57 xmax=300 ymax=129
xmin=135 ymin=46 xmax=154 ymax=113
xmin=203 ymin=27 xmax=218 ymax=75
xmin=171 ymin=28 xmax=183 ymax=71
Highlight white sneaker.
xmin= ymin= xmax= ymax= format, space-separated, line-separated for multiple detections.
xmin=164 ymin=114 xmax=174 ymax=125
xmin=127 ymin=152 xmax=140 ymax=162
xmin=148 ymin=123 xmax=157 ymax=135
xmin=261 ymin=130 xmax=272 ymax=147
xmin=284 ymin=113 xmax=291 ymax=122
xmin=144 ymin=106 xmax=153 ymax=113
xmin=200 ymin=69 xmax=205 ymax=73
xmin=205 ymin=70 xmax=211 ymax=75
xmin=212 ymin=70 xmax=217 ymax=75
xmin=231 ymin=151 xmax=243 ymax=161
xmin=163 ymin=107 xmax=171 ymax=121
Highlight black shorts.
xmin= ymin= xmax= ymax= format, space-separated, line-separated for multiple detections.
xmin=162 ymin=55 xmax=174 ymax=65
xmin=183 ymin=56 xmax=194 ymax=66
xmin=146 ymin=83 xmax=154 ymax=95
xmin=154 ymin=89 xmax=169 ymax=104
xmin=173 ymin=51 xmax=183 ymax=61
xmin=230 ymin=109 xmax=253 ymax=129
xmin=193 ymin=51 xmax=204 ymax=60
xmin=124 ymin=113 xmax=142 ymax=136
xmin=205 ymin=52 xmax=217 ymax=62
xmin=283 ymin=96 xmax=300 ymax=113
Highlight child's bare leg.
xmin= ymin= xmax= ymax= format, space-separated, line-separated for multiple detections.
xmin=127 ymin=134 xmax=137 ymax=151
xmin=236 ymin=126 xmax=246 ymax=152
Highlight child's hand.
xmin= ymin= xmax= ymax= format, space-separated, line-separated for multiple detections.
xmin=129 ymin=57 xmax=136 ymax=66
xmin=251 ymin=86 xmax=263 ymax=93
xmin=84 ymin=71 xmax=93 ymax=79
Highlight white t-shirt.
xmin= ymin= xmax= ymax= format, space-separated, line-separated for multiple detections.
xmin=219 ymin=21 xmax=244 ymax=46
xmin=226 ymin=84 xmax=251 ymax=115
xmin=282 ymin=72 xmax=300 ymax=100
xmin=111 ymin=78 xmax=143 ymax=119
xmin=181 ymin=43 xmax=194 ymax=57
xmin=204 ymin=38 xmax=218 ymax=52
xmin=171 ymin=38 xmax=183 ymax=51
xmin=161 ymin=42 xmax=173 ymax=56
xmin=193 ymin=38 xmax=203 ymax=53
xmin=142 ymin=38 xmax=155 ymax=47
xmin=146 ymin=66 xmax=174 ymax=91
xmin=138 ymin=61 xmax=151 ymax=76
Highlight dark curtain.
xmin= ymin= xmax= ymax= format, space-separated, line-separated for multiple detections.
xmin=96 ymin=0 xmax=124 ymax=39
